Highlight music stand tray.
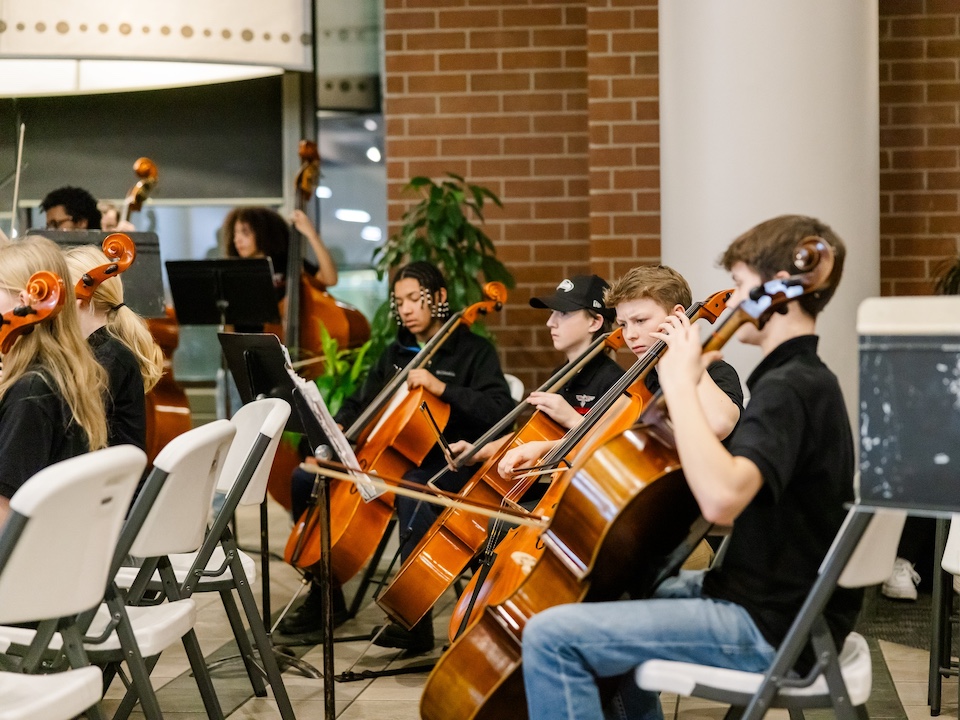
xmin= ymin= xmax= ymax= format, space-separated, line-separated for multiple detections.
xmin=33 ymin=229 xmax=165 ymax=318
xmin=166 ymin=258 xmax=279 ymax=327
xmin=218 ymin=332 xmax=305 ymax=435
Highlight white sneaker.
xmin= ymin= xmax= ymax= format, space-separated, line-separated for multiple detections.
xmin=882 ymin=557 xmax=921 ymax=601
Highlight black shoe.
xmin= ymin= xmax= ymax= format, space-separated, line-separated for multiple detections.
xmin=372 ymin=619 xmax=434 ymax=653
xmin=277 ymin=584 xmax=348 ymax=636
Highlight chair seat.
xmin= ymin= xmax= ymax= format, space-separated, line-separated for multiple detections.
xmin=0 ymin=599 xmax=196 ymax=657
xmin=114 ymin=547 xmax=257 ymax=589
xmin=635 ymin=632 xmax=872 ymax=707
xmin=0 ymin=666 xmax=102 ymax=720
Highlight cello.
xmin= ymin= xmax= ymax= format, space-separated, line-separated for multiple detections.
xmin=442 ymin=288 xmax=732 ymax=640
xmin=374 ymin=327 xmax=628 ymax=631
xmin=283 ymin=282 xmax=508 ymax=586
xmin=73 ymin=233 xmax=137 ymax=302
xmin=419 ymin=237 xmax=836 ymax=720
xmin=114 ymin=157 xmax=193 ymax=465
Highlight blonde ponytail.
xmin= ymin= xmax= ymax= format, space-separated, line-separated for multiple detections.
xmin=65 ymin=245 xmax=164 ymax=392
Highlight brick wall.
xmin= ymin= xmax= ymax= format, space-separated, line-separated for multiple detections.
xmin=879 ymin=0 xmax=960 ymax=295
xmin=586 ymin=0 xmax=660 ymax=280
xmin=384 ymin=0 xmax=957 ymax=383
xmin=384 ymin=0 xmax=657 ymax=387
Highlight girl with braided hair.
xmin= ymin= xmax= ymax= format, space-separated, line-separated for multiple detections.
xmin=279 ymin=261 xmax=515 ymax=649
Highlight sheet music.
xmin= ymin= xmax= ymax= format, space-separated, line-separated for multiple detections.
xmin=284 ymin=363 xmax=382 ymax=502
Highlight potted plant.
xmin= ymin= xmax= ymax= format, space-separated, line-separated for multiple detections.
xmin=370 ymin=173 xmax=515 ymax=353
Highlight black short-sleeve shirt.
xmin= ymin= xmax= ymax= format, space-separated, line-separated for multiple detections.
xmin=558 ymin=353 xmax=625 ymax=417
xmin=89 ymin=327 xmax=147 ymax=451
xmin=701 ymin=335 xmax=859 ymax=666
xmin=0 ymin=371 xmax=89 ymax=500
xmin=646 ymin=359 xmax=745 ymax=424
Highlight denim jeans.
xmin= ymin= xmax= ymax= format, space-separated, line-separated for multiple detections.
xmin=522 ymin=570 xmax=777 ymax=720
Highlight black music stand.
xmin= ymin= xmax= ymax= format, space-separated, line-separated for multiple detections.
xmin=166 ymin=258 xmax=279 ymax=328
xmin=215 ymin=331 xmax=323 ymax=681
xmin=166 ymin=258 xmax=279 ymax=420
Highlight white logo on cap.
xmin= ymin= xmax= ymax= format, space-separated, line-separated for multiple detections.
xmin=593 ymin=300 xmax=602 ymax=308
xmin=557 ymin=279 xmax=574 ymax=292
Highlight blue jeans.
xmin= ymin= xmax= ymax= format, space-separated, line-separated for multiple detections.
xmin=522 ymin=570 xmax=777 ymax=720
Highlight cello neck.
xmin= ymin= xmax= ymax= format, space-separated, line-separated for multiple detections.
xmin=344 ymin=309 xmax=467 ymax=442
xmin=452 ymin=329 xmax=620 ymax=468
xmin=283 ymin=205 xmax=304 ymax=352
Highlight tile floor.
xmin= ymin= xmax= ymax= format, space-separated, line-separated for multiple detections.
xmin=95 ymin=500 xmax=957 ymax=719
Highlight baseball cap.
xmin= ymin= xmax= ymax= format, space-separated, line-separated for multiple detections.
xmin=530 ymin=274 xmax=615 ymax=319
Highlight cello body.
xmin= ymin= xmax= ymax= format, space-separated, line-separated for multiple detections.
xmin=446 ymin=387 xmax=649 ymax=640
xmin=376 ymin=410 xmax=566 ymax=630
xmin=420 ymin=424 xmax=700 ymax=720
xmin=283 ymin=386 xmax=450 ymax=584
xmin=144 ymin=307 xmax=192 ymax=465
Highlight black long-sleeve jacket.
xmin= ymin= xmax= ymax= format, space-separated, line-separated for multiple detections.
xmin=335 ymin=325 xmax=515 ymax=445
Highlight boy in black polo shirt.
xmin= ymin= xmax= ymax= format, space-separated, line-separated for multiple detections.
xmin=521 ymin=214 xmax=855 ymax=720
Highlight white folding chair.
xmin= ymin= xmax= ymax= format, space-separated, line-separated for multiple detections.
xmin=0 ymin=446 xmax=145 ymax=720
xmin=120 ymin=398 xmax=295 ymax=718
xmin=0 ymin=653 xmax=103 ymax=720
xmin=635 ymin=507 xmax=905 ymax=720
xmin=929 ymin=514 xmax=960 ymax=714
xmin=95 ymin=419 xmax=235 ymax=720
xmin=2 ymin=423 xmax=235 ymax=720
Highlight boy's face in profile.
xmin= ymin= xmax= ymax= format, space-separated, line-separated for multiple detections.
xmin=729 ymin=261 xmax=766 ymax=345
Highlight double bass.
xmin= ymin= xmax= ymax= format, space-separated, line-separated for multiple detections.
xmin=420 ymin=237 xmax=836 ymax=720
xmin=283 ymin=282 xmax=508 ymax=586
xmin=114 ymin=157 xmax=193 ymax=465
xmin=266 ymin=139 xmax=371 ymax=510
xmin=280 ymin=139 xmax=370 ymax=359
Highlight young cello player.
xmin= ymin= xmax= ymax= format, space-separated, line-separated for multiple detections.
xmin=521 ymin=214 xmax=856 ymax=720
xmin=280 ymin=261 xmax=515 ymax=651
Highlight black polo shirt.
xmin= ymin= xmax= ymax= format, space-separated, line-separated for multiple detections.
xmin=558 ymin=353 xmax=625 ymax=417
xmin=701 ymin=335 xmax=859 ymax=668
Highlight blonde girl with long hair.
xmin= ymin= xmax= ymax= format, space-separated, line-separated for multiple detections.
xmin=0 ymin=236 xmax=108 ymax=526
xmin=65 ymin=244 xmax=164 ymax=451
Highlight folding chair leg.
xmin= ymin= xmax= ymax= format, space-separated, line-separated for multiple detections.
xmin=227 ymin=550 xmax=297 ymax=720
xmin=112 ymin=655 xmax=160 ymax=720
xmin=787 ymin=709 xmax=805 ymax=720
xmin=113 ymin=610 xmax=165 ymax=720
xmin=182 ymin=628 xmax=227 ymax=720
xmin=58 ymin=624 xmax=107 ymax=720
xmin=220 ymin=587 xmax=269 ymax=697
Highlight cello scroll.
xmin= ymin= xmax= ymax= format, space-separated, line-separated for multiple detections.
xmin=0 ymin=271 xmax=66 ymax=353
xmin=74 ymin=233 xmax=136 ymax=301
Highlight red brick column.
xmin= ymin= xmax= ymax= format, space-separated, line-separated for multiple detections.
xmin=880 ymin=1 xmax=960 ymax=296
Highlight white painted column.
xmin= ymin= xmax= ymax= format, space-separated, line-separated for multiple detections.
xmin=659 ymin=0 xmax=879 ymax=424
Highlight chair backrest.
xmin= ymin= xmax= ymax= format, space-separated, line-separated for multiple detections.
xmin=126 ymin=420 xmax=236 ymax=559
xmin=0 ymin=446 xmax=145 ymax=624
xmin=215 ymin=398 xmax=290 ymax=507
xmin=941 ymin=514 xmax=960 ymax=575
xmin=504 ymin=373 xmax=524 ymax=404
xmin=831 ymin=507 xmax=906 ymax=588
